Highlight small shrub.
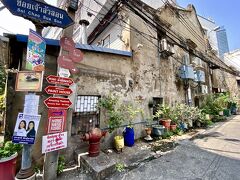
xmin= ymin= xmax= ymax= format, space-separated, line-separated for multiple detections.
xmin=0 ymin=141 xmax=22 ymax=159
xmin=57 ymin=155 xmax=65 ymax=175
xmin=162 ymin=131 xmax=174 ymax=139
xmin=115 ymin=162 xmax=125 ymax=172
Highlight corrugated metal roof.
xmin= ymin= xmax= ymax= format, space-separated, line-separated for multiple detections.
xmin=15 ymin=34 xmax=132 ymax=57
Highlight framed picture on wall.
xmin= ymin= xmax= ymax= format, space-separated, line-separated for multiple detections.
xmin=15 ymin=71 xmax=43 ymax=92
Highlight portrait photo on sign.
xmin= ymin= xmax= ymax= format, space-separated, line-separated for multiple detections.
xmin=12 ymin=113 xmax=41 ymax=144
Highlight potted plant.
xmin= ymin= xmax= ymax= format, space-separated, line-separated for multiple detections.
xmin=98 ymin=95 xmax=125 ymax=152
xmin=144 ymin=116 xmax=153 ymax=141
xmin=0 ymin=141 xmax=22 ymax=180
xmin=154 ymin=104 xmax=172 ymax=130
xmin=122 ymin=103 xmax=143 ymax=147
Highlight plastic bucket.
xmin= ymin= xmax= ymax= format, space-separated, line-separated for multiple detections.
xmin=0 ymin=153 xmax=18 ymax=180
xmin=124 ymin=127 xmax=134 ymax=147
xmin=114 ymin=136 xmax=124 ymax=151
xmin=152 ymin=125 xmax=165 ymax=136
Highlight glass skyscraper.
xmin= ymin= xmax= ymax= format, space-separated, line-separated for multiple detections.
xmin=216 ymin=27 xmax=230 ymax=59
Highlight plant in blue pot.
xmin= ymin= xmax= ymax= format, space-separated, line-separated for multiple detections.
xmin=123 ymin=104 xmax=143 ymax=147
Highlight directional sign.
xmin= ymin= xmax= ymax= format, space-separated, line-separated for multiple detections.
xmin=57 ymin=55 xmax=75 ymax=70
xmin=2 ymin=0 xmax=74 ymax=28
xmin=60 ymin=37 xmax=75 ymax=52
xmin=44 ymin=97 xmax=72 ymax=109
xmin=45 ymin=86 xmax=73 ymax=96
xmin=46 ymin=75 xmax=74 ymax=86
xmin=69 ymin=49 xmax=83 ymax=63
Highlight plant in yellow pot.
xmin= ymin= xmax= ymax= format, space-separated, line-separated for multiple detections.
xmin=98 ymin=95 xmax=125 ymax=152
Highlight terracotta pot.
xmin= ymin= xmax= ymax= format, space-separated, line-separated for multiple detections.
xmin=160 ymin=119 xmax=171 ymax=130
xmin=170 ymin=124 xmax=177 ymax=131
xmin=145 ymin=127 xmax=152 ymax=135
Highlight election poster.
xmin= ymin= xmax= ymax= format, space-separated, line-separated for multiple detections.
xmin=42 ymin=132 xmax=68 ymax=153
xmin=12 ymin=113 xmax=41 ymax=144
xmin=26 ymin=29 xmax=46 ymax=71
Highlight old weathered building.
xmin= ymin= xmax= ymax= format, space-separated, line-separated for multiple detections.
xmin=2 ymin=0 xmax=239 ymax=165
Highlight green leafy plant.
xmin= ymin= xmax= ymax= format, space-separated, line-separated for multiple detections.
xmin=98 ymin=95 xmax=124 ymax=133
xmin=162 ymin=131 xmax=174 ymax=139
xmin=0 ymin=63 xmax=6 ymax=95
xmin=122 ymin=103 xmax=143 ymax=127
xmin=57 ymin=155 xmax=65 ymax=175
xmin=115 ymin=162 xmax=125 ymax=172
xmin=154 ymin=104 xmax=172 ymax=120
xmin=0 ymin=141 xmax=22 ymax=159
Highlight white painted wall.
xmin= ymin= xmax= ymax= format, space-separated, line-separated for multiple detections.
xmin=91 ymin=18 xmax=125 ymax=50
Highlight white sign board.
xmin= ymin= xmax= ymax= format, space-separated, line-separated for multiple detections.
xmin=24 ymin=94 xmax=40 ymax=115
xmin=42 ymin=132 xmax=67 ymax=153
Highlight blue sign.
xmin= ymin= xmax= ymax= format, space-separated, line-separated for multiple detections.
xmin=2 ymin=0 xmax=74 ymax=28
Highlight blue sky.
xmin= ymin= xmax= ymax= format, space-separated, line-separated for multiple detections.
xmin=178 ymin=0 xmax=240 ymax=51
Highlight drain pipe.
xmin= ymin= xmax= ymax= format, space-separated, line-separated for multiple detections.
xmin=79 ymin=19 xmax=90 ymax=44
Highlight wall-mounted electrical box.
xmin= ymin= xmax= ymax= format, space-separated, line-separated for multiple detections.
xmin=179 ymin=65 xmax=195 ymax=80
xmin=194 ymin=70 xmax=205 ymax=83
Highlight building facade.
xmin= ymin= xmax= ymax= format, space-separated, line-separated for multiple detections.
xmin=198 ymin=16 xmax=229 ymax=59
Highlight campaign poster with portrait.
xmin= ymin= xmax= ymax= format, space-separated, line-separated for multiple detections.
xmin=12 ymin=113 xmax=41 ymax=144
xmin=26 ymin=29 xmax=46 ymax=71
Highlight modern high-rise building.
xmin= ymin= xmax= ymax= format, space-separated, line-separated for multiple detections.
xmin=198 ymin=15 xmax=229 ymax=59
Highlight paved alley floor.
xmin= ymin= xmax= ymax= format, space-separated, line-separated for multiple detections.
xmin=108 ymin=116 xmax=240 ymax=180
xmin=56 ymin=115 xmax=240 ymax=180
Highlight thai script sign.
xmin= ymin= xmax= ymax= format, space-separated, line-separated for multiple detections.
xmin=12 ymin=113 xmax=41 ymax=144
xmin=42 ymin=132 xmax=67 ymax=153
xmin=1 ymin=0 xmax=74 ymax=28
xmin=26 ymin=29 xmax=46 ymax=71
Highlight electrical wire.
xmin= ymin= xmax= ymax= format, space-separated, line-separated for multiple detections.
xmin=80 ymin=0 xmax=236 ymax=76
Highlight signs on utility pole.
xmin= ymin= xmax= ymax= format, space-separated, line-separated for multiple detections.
xmin=42 ymin=132 xmax=68 ymax=153
xmin=46 ymin=75 xmax=74 ymax=86
xmin=47 ymin=109 xmax=67 ymax=134
xmin=68 ymin=0 xmax=79 ymax=11
xmin=58 ymin=67 xmax=71 ymax=78
xmin=45 ymin=86 xmax=73 ymax=96
xmin=44 ymin=97 xmax=72 ymax=109
xmin=1 ymin=0 xmax=74 ymax=28
xmin=26 ymin=29 xmax=46 ymax=71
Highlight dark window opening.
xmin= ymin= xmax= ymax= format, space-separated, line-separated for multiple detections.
xmin=152 ymin=97 xmax=163 ymax=120
xmin=72 ymin=96 xmax=100 ymax=135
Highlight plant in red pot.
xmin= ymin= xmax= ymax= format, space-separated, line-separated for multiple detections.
xmin=154 ymin=104 xmax=172 ymax=130
xmin=0 ymin=141 xmax=22 ymax=180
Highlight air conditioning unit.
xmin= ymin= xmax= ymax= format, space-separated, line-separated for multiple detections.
xmin=194 ymin=70 xmax=205 ymax=83
xmin=160 ymin=39 xmax=174 ymax=58
xmin=192 ymin=57 xmax=203 ymax=67
xmin=179 ymin=65 xmax=195 ymax=80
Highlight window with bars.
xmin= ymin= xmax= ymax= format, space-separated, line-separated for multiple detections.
xmin=72 ymin=96 xmax=100 ymax=135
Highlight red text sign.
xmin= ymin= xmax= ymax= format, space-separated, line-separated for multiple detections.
xmin=57 ymin=55 xmax=75 ymax=70
xmin=44 ymin=97 xmax=72 ymax=109
xmin=45 ymin=86 xmax=73 ymax=96
xmin=70 ymin=49 xmax=83 ymax=63
xmin=47 ymin=109 xmax=67 ymax=134
xmin=46 ymin=75 xmax=74 ymax=86
xmin=60 ymin=37 xmax=75 ymax=52
xmin=42 ymin=132 xmax=67 ymax=153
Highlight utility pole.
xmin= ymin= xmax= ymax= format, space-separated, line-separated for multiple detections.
xmin=43 ymin=1 xmax=78 ymax=179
